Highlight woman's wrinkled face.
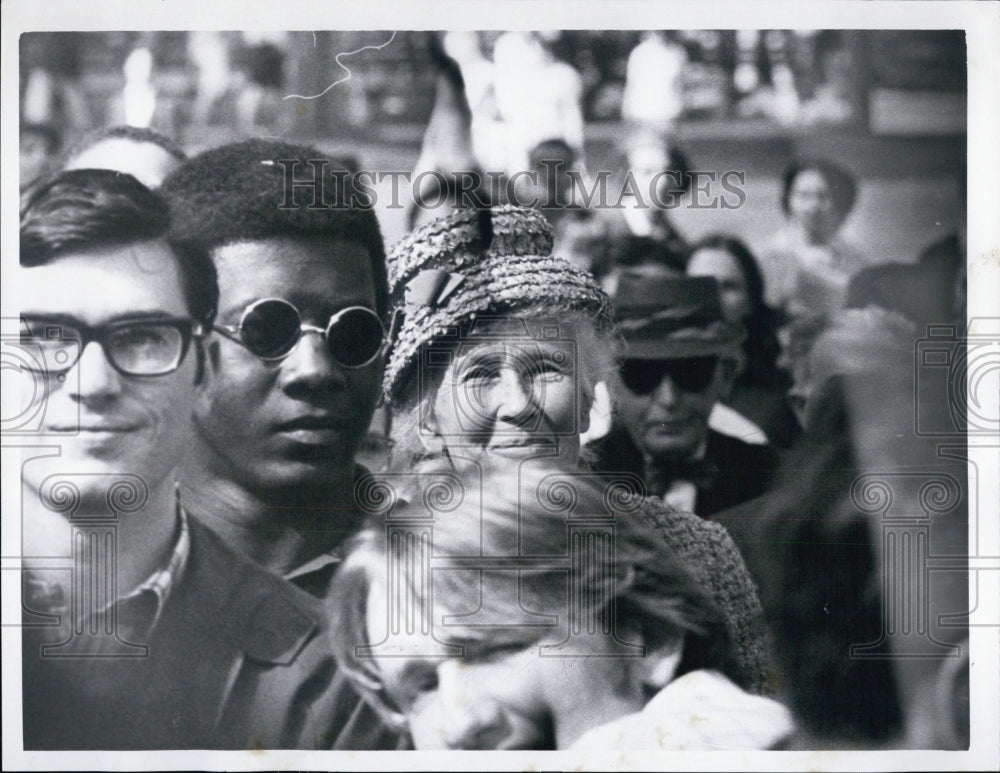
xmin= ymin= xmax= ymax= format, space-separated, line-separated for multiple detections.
xmin=425 ymin=321 xmax=589 ymax=468
xmin=787 ymin=168 xmax=838 ymax=243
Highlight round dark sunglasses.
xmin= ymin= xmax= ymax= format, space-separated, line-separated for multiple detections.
xmin=214 ymin=298 xmax=386 ymax=368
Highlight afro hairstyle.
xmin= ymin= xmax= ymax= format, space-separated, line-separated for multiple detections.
xmin=160 ymin=137 xmax=388 ymax=317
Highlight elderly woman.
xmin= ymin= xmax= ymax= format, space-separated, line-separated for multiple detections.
xmin=332 ymin=463 xmax=793 ymax=750
xmin=759 ymin=158 xmax=869 ymax=319
xmin=380 ymin=205 xmax=769 ymax=693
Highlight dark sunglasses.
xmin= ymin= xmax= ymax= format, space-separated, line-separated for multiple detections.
xmin=621 ymin=356 xmax=719 ymax=395
xmin=214 ymin=298 xmax=385 ymax=368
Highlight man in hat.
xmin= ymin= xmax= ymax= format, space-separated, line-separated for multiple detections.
xmin=589 ymin=273 xmax=779 ymax=517
xmin=61 ymin=125 xmax=187 ymax=189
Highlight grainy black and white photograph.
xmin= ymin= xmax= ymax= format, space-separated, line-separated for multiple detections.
xmin=2 ymin=1 xmax=998 ymax=770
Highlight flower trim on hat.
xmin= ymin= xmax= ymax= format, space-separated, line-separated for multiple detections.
xmin=384 ymin=257 xmax=614 ymax=402
xmin=386 ymin=205 xmax=554 ymax=292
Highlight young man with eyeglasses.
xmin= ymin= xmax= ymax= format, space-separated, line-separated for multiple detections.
xmin=589 ymin=273 xmax=779 ymax=517
xmin=17 ymin=169 xmax=377 ymax=749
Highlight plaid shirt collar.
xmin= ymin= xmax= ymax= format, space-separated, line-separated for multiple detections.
xmin=114 ymin=502 xmax=191 ymax=635
xmin=23 ymin=502 xmax=192 ymax=642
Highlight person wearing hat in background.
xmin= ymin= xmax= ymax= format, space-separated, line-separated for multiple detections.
xmin=588 ymin=273 xmax=780 ymax=518
xmin=60 ymin=124 xmax=187 ymax=189
xmin=381 ymin=204 xmax=770 ymax=694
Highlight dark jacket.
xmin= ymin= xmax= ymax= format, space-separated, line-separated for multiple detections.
xmin=23 ymin=518 xmax=401 ymax=750
xmin=589 ymin=425 xmax=780 ymax=517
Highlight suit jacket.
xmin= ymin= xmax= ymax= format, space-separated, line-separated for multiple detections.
xmin=588 ymin=425 xmax=779 ymax=517
xmin=23 ymin=518 xmax=400 ymax=750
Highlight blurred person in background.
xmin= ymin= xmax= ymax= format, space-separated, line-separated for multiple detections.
xmin=589 ymin=274 xmax=779 ymax=518
xmin=686 ymin=235 xmax=800 ymax=448
xmin=609 ymin=128 xmax=692 ymax=273
xmin=622 ymin=31 xmax=688 ymax=133
xmin=847 ymin=161 xmax=967 ymax=329
xmin=759 ymin=158 xmax=869 ymax=320
xmin=799 ymin=31 xmax=857 ymax=125
xmin=60 ymin=124 xmax=186 ymax=189
xmin=784 ymin=307 xmax=917 ymax=429
xmin=718 ymin=308 xmax=969 ymax=749
xmin=733 ymin=320 xmax=968 ymax=748
xmin=441 ymin=31 xmax=506 ymax=173
xmin=600 ymin=233 xmax=686 ymax=298
xmin=383 ymin=205 xmax=770 ymax=694
xmin=231 ymin=41 xmax=287 ymax=131
xmin=515 ymin=137 xmax=617 ymax=287
xmin=330 ymin=464 xmax=793 ymax=750
xmin=20 ymin=32 xmax=93 ymax=137
xmin=492 ymin=31 xmax=585 ymax=175
xmin=719 ymin=306 xmax=918 ymax=555
xmin=19 ymin=121 xmax=62 ymax=192
xmin=406 ymin=32 xmax=491 ymax=232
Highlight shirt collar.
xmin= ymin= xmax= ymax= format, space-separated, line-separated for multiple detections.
xmin=118 ymin=503 xmax=191 ymax=633
xmin=24 ymin=502 xmax=192 ymax=641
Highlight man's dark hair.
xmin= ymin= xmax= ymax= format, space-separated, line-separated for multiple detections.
xmin=159 ymin=138 xmax=388 ymax=318
xmin=20 ymin=168 xmax=218 ymax=325
xmin=65 ymin=124 xmax=187 ymax=164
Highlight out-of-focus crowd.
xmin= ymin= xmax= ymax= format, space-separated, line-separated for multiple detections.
xmin=15 ymin=29 xmax=970 ymax=754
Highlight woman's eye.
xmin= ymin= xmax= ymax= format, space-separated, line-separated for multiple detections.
xmin=533 ymin=360 xmax=570 ymax=380
xmin=462 ymin=366 xmax=500 ymax=382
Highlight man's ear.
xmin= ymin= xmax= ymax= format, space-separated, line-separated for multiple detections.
xmin=577 ymin=381 xmax=595 ymax=436
xmin=194 ymin=338 xmax=220 ymax=407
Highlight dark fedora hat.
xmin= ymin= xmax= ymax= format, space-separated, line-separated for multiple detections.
xmin=612 ymin=272 xmax=745 ymax=359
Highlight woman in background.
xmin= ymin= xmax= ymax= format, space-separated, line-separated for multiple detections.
xmin=760 ymin=158 xmax=869 ymax=320
xmin=686 ymin=234 xmax=799 ymax=448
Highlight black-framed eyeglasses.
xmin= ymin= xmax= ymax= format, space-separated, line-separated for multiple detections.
xmin=19 ymin=317 xmax=205 ymax=377
xmin=214 ymin=298 xmax=386 ymax=368
xmin=621 ymin=356 xmax=719 ymax=395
